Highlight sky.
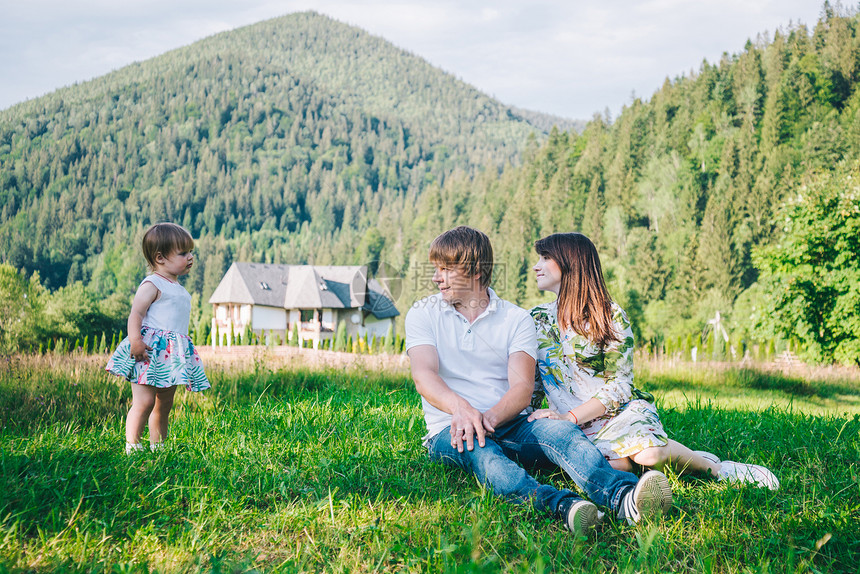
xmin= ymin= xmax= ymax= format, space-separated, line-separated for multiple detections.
xmin=0 ymin=0 xmax=826 ymax=119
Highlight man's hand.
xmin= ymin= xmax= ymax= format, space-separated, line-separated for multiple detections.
xmin=450 ymin=402 xmax=486 ymax=452
xmin=481 ymin=407 xmax=504 ymax=436
xmin=409 ymin=344 xmax=489 ymax=452
xmin=474 ymin=350 xmax=536 ymax=437
xmin=479 ymin=350 xmax=537 ymax=438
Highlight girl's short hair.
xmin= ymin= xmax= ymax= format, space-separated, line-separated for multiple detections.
xmin=142 ymin=223 xmax=194 ymax=268
xmin=429 ymin=226 xmax=494 ymax=289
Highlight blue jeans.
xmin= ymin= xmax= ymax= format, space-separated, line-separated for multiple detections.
xmin=427 ymin=414 xmax=637 ymax=516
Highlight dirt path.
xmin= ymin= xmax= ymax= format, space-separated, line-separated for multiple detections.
xmin=197 ymin=345 xmax=412 ymax=374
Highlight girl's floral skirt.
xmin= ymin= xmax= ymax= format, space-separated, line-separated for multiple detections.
xmin=582 ymin=399 xmax=668 ymax=459
xmin=106 ymin=327 xmax=210 ymax=392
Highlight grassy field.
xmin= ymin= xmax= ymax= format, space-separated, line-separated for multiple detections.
xmin=0 ymin=351 xmax=858 ymax=573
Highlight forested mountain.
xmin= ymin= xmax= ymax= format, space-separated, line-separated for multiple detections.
xmin=2 ymin=8 xmax=860 ymax=364
xmin=424 ymin=6 xmax=860 ymax=364
xmin=0 ymin=11 xmax=555 ymax=300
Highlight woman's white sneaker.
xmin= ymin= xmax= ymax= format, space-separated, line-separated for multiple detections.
xmin=718 ymin=461 xmax=780 ymax=490
xmin=693 ymin=450 xmax=721 ymax=465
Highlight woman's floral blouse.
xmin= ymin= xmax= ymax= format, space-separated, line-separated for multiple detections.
xmin=530 ymin=300 xmax=651 ymax=415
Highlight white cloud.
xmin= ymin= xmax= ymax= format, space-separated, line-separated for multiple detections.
xmin=0 ymin=0 xmax=825 ymax=118
xmin=480 ymin=8 xmax=501 ymax=22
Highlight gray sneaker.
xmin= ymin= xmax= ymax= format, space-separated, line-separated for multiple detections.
xmin=718 ymin=461 xmax=780 ymax=490
xmin=565 ymin=500 xmax=601 ymax=536
xmin=617 ymin=470 xmax=673 ymax=525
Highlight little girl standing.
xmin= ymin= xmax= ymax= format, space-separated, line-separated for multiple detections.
xmin=106 ymin=222 xmax=210 ymax=454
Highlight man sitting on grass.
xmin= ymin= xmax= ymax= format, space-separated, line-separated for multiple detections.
xmin=405 ymin=226 xmax=672 ymax=535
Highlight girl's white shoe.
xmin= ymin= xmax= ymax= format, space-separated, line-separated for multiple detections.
xmin=125 ymin=442 xmax=146 ymax=455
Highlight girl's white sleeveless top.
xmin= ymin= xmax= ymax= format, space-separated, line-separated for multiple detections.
xmin=140 ymin=274 xmax=191 ymax=335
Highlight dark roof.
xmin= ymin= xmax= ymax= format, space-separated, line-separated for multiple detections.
xmin=363 ymin=278 xmax=400 ymax=319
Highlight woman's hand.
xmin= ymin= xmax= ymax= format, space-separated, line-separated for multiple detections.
xmin=527 ymin=408 xmax=565 ymax=422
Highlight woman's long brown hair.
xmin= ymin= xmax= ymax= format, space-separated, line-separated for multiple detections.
xmin=534 ymin=233 xmax=620 ymax=347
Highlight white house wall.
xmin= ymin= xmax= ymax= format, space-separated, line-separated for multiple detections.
xmin=341 ymin=314 xmax=393 ymax=339
xmin=253 ymin=306 xmax=287 ymax=331
xmin=342 ymin=309 xmax=362 ymax=338
xmin=362 ymin=316 xmax=393 ymax=339
xmin=212 ymin=302 xmax=394 ymax=347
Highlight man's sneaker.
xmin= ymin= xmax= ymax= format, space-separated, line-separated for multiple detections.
xmin=718 ymin=461 xmax=780 ymax=490
xmin=617 ymin=470 xmax=672 ymax=525
xmin=563 ymin=500 xmax=600 ymax=536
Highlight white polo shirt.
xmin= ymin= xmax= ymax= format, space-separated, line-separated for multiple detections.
xmin=405 ymin=288 xmax=538 ymax=442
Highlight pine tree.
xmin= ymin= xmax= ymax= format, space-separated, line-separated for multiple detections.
xmin=384 ymin=323 xmax=395 ymax=354
xmin=581 ymin=175 xmax=605 ymax=250
xmin=334 ymin=322 xmax=348 ymax=352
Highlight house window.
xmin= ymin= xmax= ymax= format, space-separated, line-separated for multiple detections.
xmin=300 ymin=309 xmax=315 ymax=322
xmin=321 ymin=309 xmax=334 ymax=331
xmin=259 ymin=281 xmax=270 ymax=290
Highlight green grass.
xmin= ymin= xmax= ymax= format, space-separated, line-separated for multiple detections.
xmin=1 ymin=355 xmax=859 ymax=573
xmin=639 ymin=360 xmax=860 ymax=417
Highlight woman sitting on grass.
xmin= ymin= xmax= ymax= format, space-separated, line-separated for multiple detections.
xmin=527 ymin=232 xmax=779 ymax=489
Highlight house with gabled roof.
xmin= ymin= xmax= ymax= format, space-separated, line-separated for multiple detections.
xmin=208 ymin=263 xmax=399 ymax=348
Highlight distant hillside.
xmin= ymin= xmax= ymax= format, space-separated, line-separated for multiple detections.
xmin=507 ymin=106 xmax=586 ymax=134
xmin=0 ymin=11 xmax=546 ymax=300
xmin=414 ymin=8 xmax=860 ymax=361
